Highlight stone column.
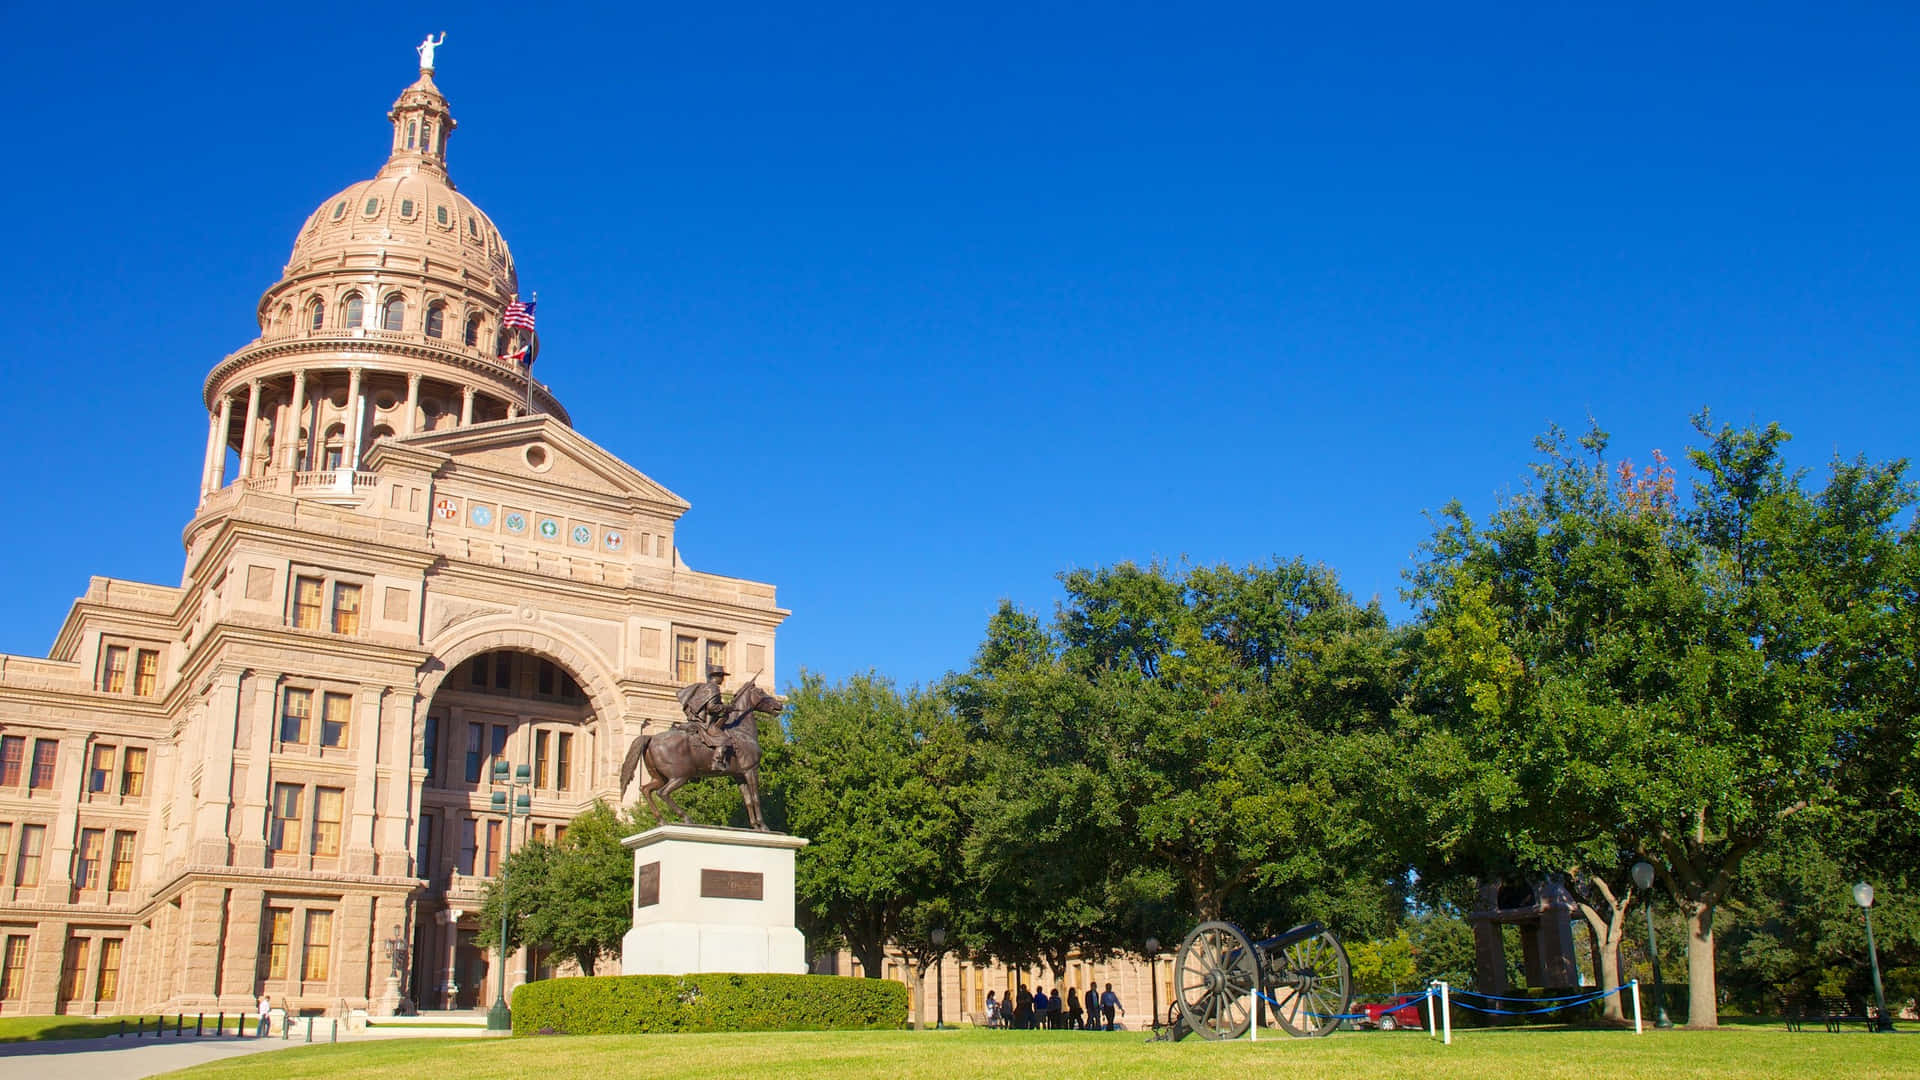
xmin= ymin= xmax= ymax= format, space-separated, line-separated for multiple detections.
xmin=201 ymin=409 xmax=223 ymax=497
xmin=179 ymin=884 xmax=228 ymax=1007
xmin=347 ymin=686 xmax=383 ymax=877
xmin=220 ymin=886 xmax=266 ymax=1008
xmin=346 ymin=367 xmax=365 ymax=470
xmin=460 ymin=385 xmax=475 ymax=426
xmin=236 ymin=675 xmax=278 ymax=869
xmin=195 ymin=668 xmax=246 ymax=866
xmin=208 ymin=394 xmax=234 ymax=492
xmin=237 ymin=379 xmax=263 ymax=479
xmin=286 ymin=370 xmax=308 ymax=470
xmin=404 ymin=372 xmax=421 ymax=435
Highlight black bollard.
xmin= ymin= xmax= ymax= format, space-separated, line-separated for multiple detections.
xmin=176 ymin=1014 xmax=183 ymax=1036
xmin=305 ymin=1016 xmax=313 ymax=1043
xmin=119 ymin=1019 xmax=125 ymax=1038
xmin=217 ymin=1012 xmax=224 ymax=1036
xmin=196 ymin=1013 xmax=204 ymax=1036
xmin=330 ymin=1018 xmax=337 ymax=1043
xmin=282 ymin=1013 xmax=289 ymax=1040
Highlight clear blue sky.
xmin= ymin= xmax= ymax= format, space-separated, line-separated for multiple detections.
xmin=2 ymin=4 xmax=1916 ymax=690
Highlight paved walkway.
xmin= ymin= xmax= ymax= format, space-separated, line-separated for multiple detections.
xmin=2 ymin=1024 xmax=485 ymax=1080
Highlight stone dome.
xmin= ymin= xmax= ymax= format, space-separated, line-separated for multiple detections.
xmin=284 ymin=172 xmax=516 ymax=295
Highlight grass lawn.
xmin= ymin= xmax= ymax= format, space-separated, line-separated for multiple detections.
xmin=156 ymin=1023 xmax=1917 ymax=1080
xmin=0 ymin=1014 xmax=249 ymax=1043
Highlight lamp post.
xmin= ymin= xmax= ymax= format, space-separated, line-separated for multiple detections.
xmin=930 ymin=928 xmax=947 ymax=1030
xmin=1145 ymin=937 xmax=1161 ymax=1035
xmin=1853 ymin=883 xmax=1892 ymax=1033
xmin=1631 ymin=862 xmax=1674 ymax=1029
xmin=485 ymin=761 xmax=532 ymax=1032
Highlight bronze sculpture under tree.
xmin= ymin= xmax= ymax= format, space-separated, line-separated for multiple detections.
xmin=621 ymin=676 xmax=784 ymax=831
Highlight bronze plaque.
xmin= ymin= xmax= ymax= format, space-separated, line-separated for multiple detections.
xmin=635 ymin=861 xmax=660 ymax=908
xmin=700 ymin=868 xmax=764 ymax=901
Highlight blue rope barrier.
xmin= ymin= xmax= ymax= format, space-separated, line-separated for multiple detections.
xmin=1445 ymin=988 xmax=1620 ymax=1017
xmin=1262 ymin=986 xmax=1436 ymax=1022
xmin=1448 ymin=985 xmax=1625 ymax=1005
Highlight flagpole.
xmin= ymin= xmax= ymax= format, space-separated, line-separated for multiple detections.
xmin=524 ymin=290 xmax=537 ymax=415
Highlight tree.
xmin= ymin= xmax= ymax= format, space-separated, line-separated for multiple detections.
xmin=478 ymin=802 xmax=642 ymax=976
xmin=765 ymin=672 xmax=968 ymax=986
xmin=1408 ymin=416 xmax=1919 ymax=1026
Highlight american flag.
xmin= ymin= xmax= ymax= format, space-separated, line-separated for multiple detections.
xmin=502 ymin=298 xmax=536 ymax=332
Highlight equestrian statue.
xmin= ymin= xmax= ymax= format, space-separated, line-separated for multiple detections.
xmin=619 ymin=670 xmax=784 ymax=831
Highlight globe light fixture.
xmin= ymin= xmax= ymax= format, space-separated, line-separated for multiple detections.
xmin=1145 ymin=937 xmax=1162 ymax=1034
xmin=1631 ymin=862 xmax=1673 ymax=1028
xmin=930 ymin=927 xmax=947 ymax=1030
xmin=1853 ymin=882 xmax=1892 ymax=1032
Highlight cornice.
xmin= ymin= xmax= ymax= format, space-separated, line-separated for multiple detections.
xmin=203 ymin=336 xmax=569 ymax=423
xmin=135 ymin=864 xmax=423 ymax=917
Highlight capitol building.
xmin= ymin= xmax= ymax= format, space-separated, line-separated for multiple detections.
xmin=0 ymin=49 xmax=786 ymax=1017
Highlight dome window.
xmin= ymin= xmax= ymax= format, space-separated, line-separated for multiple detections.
xmin=464 ymin=315 xmax=480 ymax=347
xmin=436 ymin=205 xmax=450 ymax=227
xmin=468 ymin=217 xmax=478 ymax=238
xmin=309 ymin=299 xmax=325 ymax=330
xmin=382 ymin=297 xmax=405 ymax=332
xmin=406 ymin=121 xmax=417 ymax=150
xmin=399 ymin=198 xmax=416 ymax=219
xmin=425 ymin=303 xmax=445 ymax=339
xmin=342 ymin=293 xmax=364 ymax=329
xmin=330 ymin=201 xmax=348 ymax=221
xmin=363 ymin=198 xmax=381 ymax=217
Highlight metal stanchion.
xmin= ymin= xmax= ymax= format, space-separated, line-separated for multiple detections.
xmin=1438 ymin=982 xmax=1452 ymax=1044
xmin=1630 ymin=979 xmax=1643 ymax=1035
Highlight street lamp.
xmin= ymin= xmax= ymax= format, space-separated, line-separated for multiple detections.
xmin=930 ymin=927 xmax=947 ymax=1030
xmin=1631 ymin=862 xmax=1674 ymax=1029
xmin=1145 ymin=937 xmax=1161 ymax=1035
xmin=485 ymin=761 xmax=532 ymax=1032
xmin=1853 ymin=883 xmax=1893 ymax=1033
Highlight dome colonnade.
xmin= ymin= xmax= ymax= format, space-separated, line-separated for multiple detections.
xmin=197 ymin=64 xmax=563 ymax=503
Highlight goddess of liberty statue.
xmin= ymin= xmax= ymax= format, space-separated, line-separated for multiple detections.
xmin=417 ymin=32 xmax=446 ymax=71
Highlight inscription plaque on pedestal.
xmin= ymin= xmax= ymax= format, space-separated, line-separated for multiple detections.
xmin=636 ymin=862 xmax=660 ymax=908
xmin=701 ymin=869 xmax=764 ymax=900
xmin=620 ymin=824 xmax=809 ymax=975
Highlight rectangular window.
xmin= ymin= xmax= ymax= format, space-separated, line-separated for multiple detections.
xmin=331 ymin=583 xmax=361 ymax=635
xmin=302 ymin=911 xmax=333 ymax=981
xmin=556 ymin=732 xmax=572 ymax=791
xmin=96 ymin=939 xmax=123 ymax=1001
xmin=469 ymin=654 xmax=487 ymax=687
xmin=457 ymin=820 xmax=476 ymax=875
xmin=675 ymin=636 xmax=697 ymax=683
xmin=75 ymin=829 xmax=103 ymax=891
xmin=537 ymin=661 xmax=555 ymax=696
xmin=89 ymin=745 xmax=115 ymax=793
xmin=312 ymin=788 xmax=343 ymax=857
xmin=265 ymin=908 xmax=292 ymax=979
xmin=133 ymin=650 xmax=159 ymax=697
xmin=16 ymin=825 xmax=45 ymax=887
xmin=489 ymin=724 xmax=508 ymax=779
xmin=485 ymin=819 xmax=501 ymax=876
xmin=553 ymin=824 xmax=567 ymax=846
xmin=417 ymin=814 xmax=435 ymax=883
xmin=0 ymin=826 xmax=9 ymax=884
xmin=534 ymin=730 xmax=550 ymax=789
xmin=281 ymin=688 xmax=312 ymax=744
xmin=493 ymin=652 xmax=511 ymax=690
xmin=422 ymin=714 xmax=439 ymax=780
xmin=464 ymin=724 xmax=483 ymax=784
xmin=60 ymin=938 xmax=89 ymax=1001
xmin=706 ymin=640 xmax=728 ymax=677
xmin=108 ymin=831 xmax=135 ymax=892
xmin=531 ymin=823 xmax=547 ymax=845
xmin=0 ymin=736 xmax=21 ymax=786
xmin=103 ymin=646 xmax=129 ymax=693
xmin=120 ymin=747 xmax=148 ymax=797
xmin=0 ymin=936 xmax=27 ymax=1000
xmin=293 ymin=576 xmax=323 ymax=630
xmin=320 ymin=692 xmax=351 ymax=748
xmin=271 ymin=784 xmax=302 ymax=853
xmin=28 ymin=740 xmax=57 ymax=790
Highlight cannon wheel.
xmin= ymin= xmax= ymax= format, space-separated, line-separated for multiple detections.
xmin=1264 ymin=928 xmax=1352 ymax=1038
xmin=1173 ymin=920 xmax=1259 ymax=1040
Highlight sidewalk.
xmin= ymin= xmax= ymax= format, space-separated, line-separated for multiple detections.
xmin=2 ymin=1022 xmax=486 ymax=1080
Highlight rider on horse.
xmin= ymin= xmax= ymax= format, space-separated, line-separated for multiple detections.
xmin=678 ymin=667 xmax=731 ymax=771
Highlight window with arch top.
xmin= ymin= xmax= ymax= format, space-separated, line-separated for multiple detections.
xmin=341 ymin=294 xmax=364 ymax=329
xmin=464 ymin=314 xmax=480 ymax=347
xmin=382 ymin=297 xmax=405 ymax=332
xmin=309 ymin=299 xmax=325 ymax=331
xmin=425 ymin=303 xmax=445 ymax=339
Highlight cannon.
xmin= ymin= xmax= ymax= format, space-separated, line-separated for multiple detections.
xmin=1164 ymin=920 xmax=1352 ymax=1039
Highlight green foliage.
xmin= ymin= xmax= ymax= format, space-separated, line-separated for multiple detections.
xmin=478 ymin=802 xmax=648 ymax=974
xmin=1346 ymin=930 xmax=1419 ymax=997
xmin=508 ymin=973 xmax=906 ymax=1035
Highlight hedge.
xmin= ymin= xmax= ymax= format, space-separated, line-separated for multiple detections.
xmin=510 ymin=973 xmax=908 ymax=1035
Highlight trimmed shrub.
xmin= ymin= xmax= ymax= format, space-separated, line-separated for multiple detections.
xmin=511 ymin=973 xmax=907 ymax=1035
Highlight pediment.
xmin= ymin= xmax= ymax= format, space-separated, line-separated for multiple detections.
xmin=376 ymin=415 xmax=689 ymax=514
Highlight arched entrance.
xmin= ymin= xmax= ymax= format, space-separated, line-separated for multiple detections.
xmin=409 ymin=641 xmax=608 ymax=1009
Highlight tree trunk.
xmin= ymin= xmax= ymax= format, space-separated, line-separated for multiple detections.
xmin=1573 ymin=902 xmax=1626 ymax=1022
xmin=912 ymin=970 xmax=927 ymax=1030
xmin=851 ymin=939 xmax=886 ymax=980
xmin=1683 ymin=901 xmax=1718 ymax=1029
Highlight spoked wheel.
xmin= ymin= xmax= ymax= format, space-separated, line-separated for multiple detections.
xmin=1265 ymin=929 xmax=1351 ymax=1037
xmin=1173 ymin=920 xmax=1259 ymax=1040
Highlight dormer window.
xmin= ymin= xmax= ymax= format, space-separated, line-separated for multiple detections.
xmin=468 ymin=217 xmax=478 ymax=238
xmin=363 ymin=198 xmax=381 ymax=217
xmin=436 ymin=205 xmax=450 ymax=227
xmin=382 ymin=296 xmax=405 ymax=331
xmin=399 ymin=199 xmax=416 ymax=220
xmin=330 ymin=201 xmax=347 ymax=221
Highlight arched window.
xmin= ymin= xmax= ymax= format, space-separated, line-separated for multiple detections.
xmin=464 ymin=315 xmax=480 ymax=347
xmin=322 ymin=424 xmax=347 ymax=470
xmin=342 ymin=293 xmax=364 ymax=328
xmin=425 ymin=303 xmax=445 ymax=339
xmin=406 ymin=121 xmax=417 ymax=150
xmin=276 ymin=304 xmax=292 ymax=336
xmin=310 ymin=299 xmax=325 ymax=331
xmin=382 ymin=296 xmax=405 ymax=331
xmin=369 ymin=424 xmax=396 ymax=444
xmin=495 ymin=330 xmax=509 ymax=357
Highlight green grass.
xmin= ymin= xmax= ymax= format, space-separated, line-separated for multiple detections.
xmin=155 ymin=1023 xmax=1918 ymax=1080
xmin=0 ymin=1014 xmax=253 ymax=1043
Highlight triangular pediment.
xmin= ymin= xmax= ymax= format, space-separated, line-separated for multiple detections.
xmin=370 ymin=415 xmax=689 ymax=515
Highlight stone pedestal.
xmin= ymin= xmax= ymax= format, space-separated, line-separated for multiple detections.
xmin=620 ymin=824 xmax=808 ymax=975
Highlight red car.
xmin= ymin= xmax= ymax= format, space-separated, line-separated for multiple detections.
xmin=1358 ymin=995 xmax=1427 ymax=1031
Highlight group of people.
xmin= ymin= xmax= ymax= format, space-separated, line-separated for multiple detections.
xmin=983 ymin=983 xmax=1125 ymax=1030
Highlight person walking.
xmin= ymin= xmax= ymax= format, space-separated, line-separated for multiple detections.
xmin=1086 ymin=983 xmax=1102 ymax=1029
xmin=256 ymin=993 xmax=272 ymax=1038
xmin=1101 ymin=983 xmax=1124 ymax=1030
xmin=985 ymin=989 xmax=1000 ymax=1029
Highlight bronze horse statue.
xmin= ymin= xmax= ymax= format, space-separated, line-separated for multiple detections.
xmin=619 ymin=678 xmax=784 ymax=831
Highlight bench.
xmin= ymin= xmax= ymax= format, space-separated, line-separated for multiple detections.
xmin=1781 ymin=998 xmax=1808 ymax=1032
xmin=1822 ymin=998 xmax=1877 ymax=1032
